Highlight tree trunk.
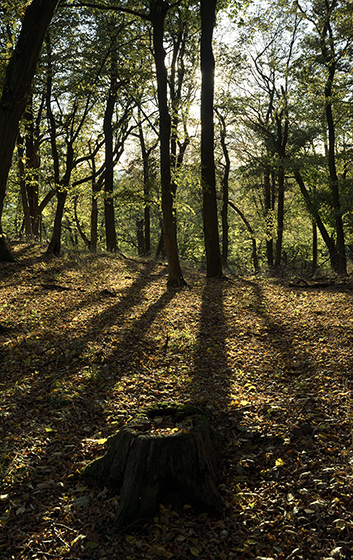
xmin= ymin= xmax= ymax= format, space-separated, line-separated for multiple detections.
xmin=138 ymin=113 xmax=152 ymax=255
xmin=104 ymin=71 xmax=118 ymax=253
xmin=90 ymin=184 xmax=100 ymax=252
xmin=217 ymin=113 xmax=230 ymax=266
xmin=24 ymin=98 xmax=41 ymax=238
xmin=83 ymin=404 xmax=223 ymax=529
xmin=151 ymin=2 xmax=185 ymax=286
xmin=0 ymin=0 xmax=59 ymax=261
xmin=200 ymin=0 xmax=222 ymax=278
xmin=274 ymin=104 xmax=289 ymax=269
xmin=264 ymin=169 xmax=274 ymax=268
xmin=325 ymin=66 xmax=346 ymax=275
xmin=46 ymin=190 xmax=67 ymax=255
xmin=312 ymin=221 xmax=317 ymax=275
xmin=17 ymin=134 xmax=33 ymax=239
xmin=275 ymin=166 xmax=284 ymax=268
xmin=228 ymin=201 xmax=259 ymax=274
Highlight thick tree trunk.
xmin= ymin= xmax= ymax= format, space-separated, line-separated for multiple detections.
xmin=200 ymin=0 xmax=222 ymax=278
xmin=151 ymin=2 xmax=185 ymax=286
xmin=0 ymin=0 xmax=59 ymax=261
xmin=83 ymin=404 xmax=223 ymax=529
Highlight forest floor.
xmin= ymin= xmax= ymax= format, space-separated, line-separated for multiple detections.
xmin=1 ymin=243 xmax=353 ymax=560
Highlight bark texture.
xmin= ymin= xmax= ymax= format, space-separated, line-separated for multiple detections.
xmin=83 ymin=404 xmax=223 ymax=529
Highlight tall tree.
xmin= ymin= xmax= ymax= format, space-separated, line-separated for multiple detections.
xmin=0 ymin=0 xmax=59 ymax=261
xmin=200 ymin=0 xmax=222 ymax=277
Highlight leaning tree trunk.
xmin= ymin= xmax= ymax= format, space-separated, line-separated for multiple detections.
xmin=83 ymin=404 xmax=223 ymax=529
xmin=294 ymin=168 xmax=339 ymax=272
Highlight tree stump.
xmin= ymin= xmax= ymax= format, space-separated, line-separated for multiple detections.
xmin=83 ymin=403 xmax=223 ymax=529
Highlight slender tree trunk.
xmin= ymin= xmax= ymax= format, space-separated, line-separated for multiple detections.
xmin=46 ymin=190 xmax=67 ymax=255
xmin=200 ymin=0 xmax=222 ymax=278
xmin=138 ymin=113 xmax=151 ymax=255
xmin=325 ymin=66 xmax=346 ymax=274
xmin=104 ymin=71 xmax=118 ymax=252
xmin=228 ymin=201 xmax=259 ymax=274
xmin=90 ymin=188 xmax=99 ymax=252
xmin=74 ymin=197 xmax=91 ymax=249
xmin=151 ymin=1 xmax=185 ymax=286
xmin=274 ymin=105 xmax=288 ymax=269
xmin=17 ymin=134 xmax=33 ymax=239
xmin=312 ymin=221 xmax=317 ymax=275
xmin=217 ymin=112 xmax=229 ymax=265
xmin=264 ymin=169 xmax=274 ymax=268
xmin=24 ymin=98 xmax=41 ymax=238
xmin=0 ymin=0 xmax=59 ymax=261
xmin=275 ymin=166 xmax=284 ymax=268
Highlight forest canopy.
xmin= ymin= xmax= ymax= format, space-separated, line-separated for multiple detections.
xmin=0 ymin=0 xmax=353 ymax=277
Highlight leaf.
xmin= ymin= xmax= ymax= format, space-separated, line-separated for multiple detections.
xmin=275 ymin=458 xmax=284 ymax=467
xmin=190 ymin=547 xmax=200 ymax=557
xmin=74 ymin=495 xmax=91 ymax=508
xmin=85 ymin=541 xmax=99 ymax=550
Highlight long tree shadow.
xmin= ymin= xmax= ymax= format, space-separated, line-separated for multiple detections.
xmin=0 ymin=260 xmax=175 ymax=469
xmin=1 ymin=260 xmax=180 ymax=556
xmin=191 ymin=278 xmax=232 ymax=412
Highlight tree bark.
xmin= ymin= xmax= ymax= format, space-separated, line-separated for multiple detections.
xmin=274 ymin=99 xmax=289 ymax=269
xmin=104 ymin=68 xmax=118 ymax=253
xmin=138 ymin=111 xmax=152 ymax=255
xmin=324 ymin=67 xmax=346 ymax=274
xmin=46 ymin=190 xmax=67 ymax=256
xmin=216 ymin=111 xmax=230 ymax=265
xmin=151 ymin=1 xmax=185 ymax=286
xmin=200 ymin=0 xmax=222 ymax=278
xmin=83 ymin=404 xmax=223 ymax=529
xmin=0 ymin=0 xmax=59 ymax=261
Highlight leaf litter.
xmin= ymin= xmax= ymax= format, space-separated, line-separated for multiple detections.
xmin=0 ymin=244 xmax=353 ymax=559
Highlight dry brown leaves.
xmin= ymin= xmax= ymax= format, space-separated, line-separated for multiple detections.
xmin=0 ymin=243 xmax=353 ymax=559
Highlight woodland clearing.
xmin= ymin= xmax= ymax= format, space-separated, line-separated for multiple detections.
xmin=0 ymin=244 xmax=353 ymax=560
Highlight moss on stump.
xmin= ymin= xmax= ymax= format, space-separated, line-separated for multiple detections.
xmin=83 ymin=403 xmax=223 ymax=528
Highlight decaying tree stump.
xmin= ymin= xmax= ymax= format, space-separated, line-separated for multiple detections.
xmin=83 ymin=403 xmax=223 ymax=528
